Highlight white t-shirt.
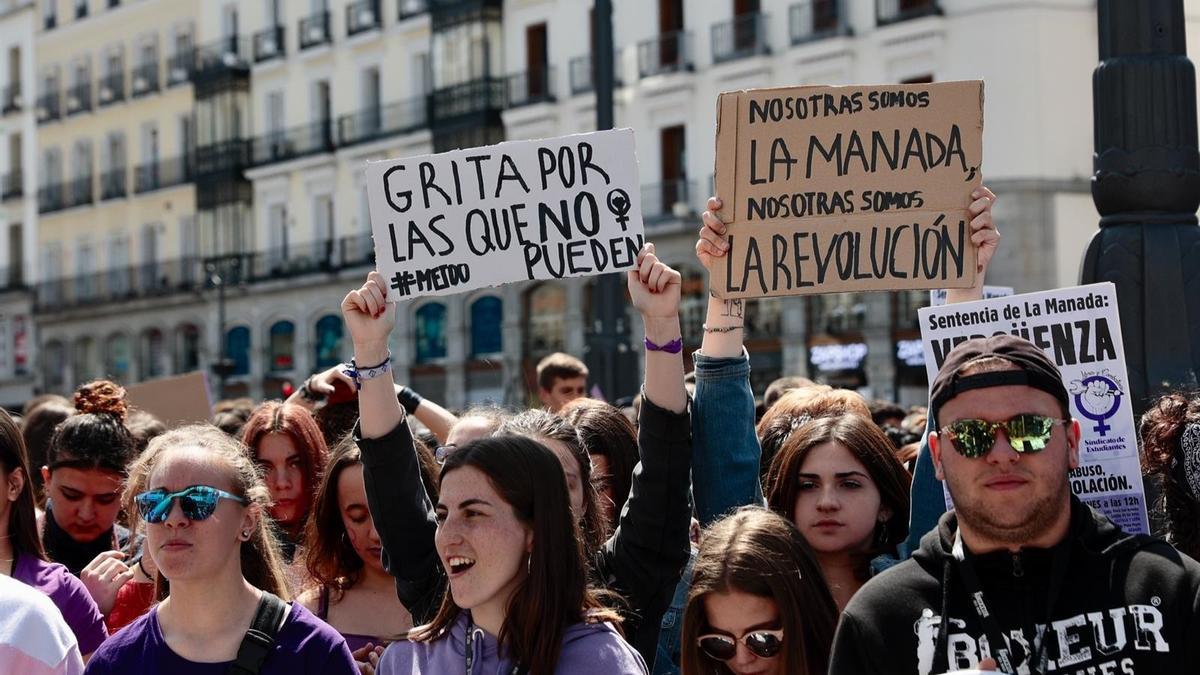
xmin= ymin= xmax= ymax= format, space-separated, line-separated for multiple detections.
xmin=0 ymin=573 xmax=84 ymax=675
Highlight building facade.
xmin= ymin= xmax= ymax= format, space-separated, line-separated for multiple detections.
xmin=12 ymin=0 xmax=1200 ymax=410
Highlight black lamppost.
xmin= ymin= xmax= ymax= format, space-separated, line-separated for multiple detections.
xmin=206 ymin=256 xmax=238 ymax=399
xmin=1080 ymin=0 xmax=1200 ymax=413
xmin=584 ymin=0 xmax=638 ymax=402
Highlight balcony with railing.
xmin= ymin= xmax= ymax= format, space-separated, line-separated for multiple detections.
xmin=35 ymin=232 xmax=377 ymax=312
xmin=135 ymin=156 xmax=192 ymax=193
xmin=430 ymin=77 xmax=506 ymax=124
xmin=64 ymin=82 xmax=91 ymax=115
xmin=568 ymin=54 xmax=623 ymax=96
xmin=347 ymin=0 xmax=381 ymax=36
xmin=642 ymin=179 xmax=696 ymax=223
xmin=38 ymin=184 xmax=64 ymax=213
xmin=253 ymin=25 xmax=286 ymax=62
xmin=637 ymin=31 xmax=693 ymax=79
xmin=712 ymin=12 xmax=770 ymax=64
xmin=100 ymin=168 xmax=127 ymax=200
xmin=36 ymin=90 xmax=60 ymax=124
xmin=299 ymin=11 xmax=332 ymax=50
xmin=877 ymin=0 xmax=942 ymax=26
xmin=64 ymin=176 xmax=93 ymax=208
xmin=97 ymin=72 xmax=125 ymax=106
xmin=790 ymin=0 xmax=850 ymax=44
xmin=131 ymin=62 xmax=160 ymax=97
xmin=398 ymin=0 xmax=427 ymax=20
xmin=2 ymin=171 xmax=22 ymax=201
xmin=193 ymin=37 xmax=250 ymax=76
xmin=166 ymin=49 xmax=196 ymax=85
xmin=506 ymin=66 xmax=555 ymax=107
xmin=2 ymin=84 xmax=21 ymax=115
xmin=338 ymin=95 xmax=428 ymax=146
xmin=251 ymin=121 xmax=335 ymax=165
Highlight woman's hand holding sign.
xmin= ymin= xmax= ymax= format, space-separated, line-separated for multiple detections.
xmin=946 ymin=186 xmax=1000 ymax=304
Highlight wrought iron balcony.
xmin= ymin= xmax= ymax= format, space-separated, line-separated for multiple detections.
xmin=134 ymin=156 xmax=192 ymax=193
xmin=637 ymin=30 xmax=693 ymax=79
xmin=712 ymin=12 xmax=770 ymax=63
xmin=641 ymin=179 xmax=696 ymax=223
xmin=193 ymin=37 xmax=250 ymax=75
xmin=64 ymin=82 xmax=92 ymax=115
xmin=568 ymin=53 xmax=623 ymax=96
xmin=1 ymin=171 xmax=22 ymax=201
xmin=253 ymin=25 xmax=286 ymax=62
xmin=251 ymin=120 xmax=335 ymax=165
xmin=506 ymin=66 xmax=555 ymax=107
xmin=166 ymin=49 xmax=195 ymax=86
xmin=337 ymin=96 xmax=428 ymax=146
xmin=430 ymin=77 xmax=506 ymax=124
xmin=36 ymin=91 xmax=60 ymax=124
xmin=790 ymin=0 xmax=850 ymax=44
xmin=877 ymin=0 xmax=942 ymax=27
xmin=131 ymin=62 xmax=160 ymax=97
xmin=38 ymin=184 xmax=64 ymax=213
xmin=100 ymin=168 xmax=127 ymax=200
xmin=299 ymin=11 xmax=332 ymax=50
xmin=97 ymin=72 xmax=125 ymax=106
xmin=398 ymin=0 xmax=427 ymax=20
xmin=2 ymin=84 xmax=21 ymax=115
xmin=347 ymin=0 xmax=381 ymax=36
xmin=64 ymin=176 xmax=93 ymax=208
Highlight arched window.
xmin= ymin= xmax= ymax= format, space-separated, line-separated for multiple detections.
xmin=523 ymin=283 xmax=566 ymax=356
xmin=42 ymin=340 xmax=66 ymax=392
xmin=226 ymin=326 xmax=251 ymax=376
xmin=104 ymin=333 xmax=131 ymax=383
xmin=176 ymin=323 xmax=201 ymax=373
xmin=313 ymin=315 xmax=344 ymax=370
xmin=72 ymin=336 xmax=95 ymax=386
xmin=469 ymin=296 xmax=502 ymax=357
xmin=140 ymin=328 xmax=166 ymax=380
xmin=414 ymin=303 xmax=446 ymax=364
xmin=268 ymin=320 xmax=295 ymax=372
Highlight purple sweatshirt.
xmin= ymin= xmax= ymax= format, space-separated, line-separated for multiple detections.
xmin=380 ymin=611 xmax=647 ymax=674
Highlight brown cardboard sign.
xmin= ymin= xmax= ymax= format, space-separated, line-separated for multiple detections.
xmin=126 ymin=371 xmax=213 ymax=430
xmin=711 ymin=81 xmax=984 ymax=298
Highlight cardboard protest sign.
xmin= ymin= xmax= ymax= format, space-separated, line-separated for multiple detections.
xmin=126 ymin=371 xmax=213 ymax=429
xmin=918 ymin=283 xmax=1149 ymax=535
xmin=365 ymin=129 xmax=645 ymax=302
xmin=711 ymin=81 xmax=984 ymax=298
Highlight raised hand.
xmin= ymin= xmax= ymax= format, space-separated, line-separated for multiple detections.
xmin=969 ymin=186 xmax=999 ymax=276
xmin=626 ymin=243 xmax=681 ymax=320
xmin=341 ymin=271 xmax=396 ymax=363
xmin=695 ymin=196 xmax=729 ymax=273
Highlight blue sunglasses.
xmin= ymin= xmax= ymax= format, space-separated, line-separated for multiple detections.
xmin=134 ymin=485 xmax=247 ymax=524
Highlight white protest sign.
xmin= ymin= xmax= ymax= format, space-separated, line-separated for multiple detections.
xmin=918 ymin=283 xmax=1149 ymax=535
xmin=365 ymin=129 xmax=646 ymax=301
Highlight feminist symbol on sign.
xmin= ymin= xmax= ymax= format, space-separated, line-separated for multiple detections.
xmin=1069 ymin=372 xmax=1123 ymax=437
xmin=607 ymin=188 xmax=631 ymax=231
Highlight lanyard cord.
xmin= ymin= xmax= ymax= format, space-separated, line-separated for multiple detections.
xmin=949 ymin=530 xmax=1071 ymax=674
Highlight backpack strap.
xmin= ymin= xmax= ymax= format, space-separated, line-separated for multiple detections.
xmin=226 ymin=592 xmax=289 ymax=675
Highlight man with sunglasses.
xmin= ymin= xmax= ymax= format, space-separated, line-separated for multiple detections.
xmin=829 ymin=334 xmax=1200 ymax=675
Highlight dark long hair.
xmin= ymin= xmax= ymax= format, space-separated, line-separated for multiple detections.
xmin=1141 ymin=391 xmax=1200 ymax=559
xmin=124 ymin=425 xmax=289 ymax=601
xmin=498 ymin=410 xmax=606 ymax=555
xmin=560 ymin=398 xmax=638 ymax=535
xmin=0 ymin=408 xmax=46 ymax=561
xmin=765 ymin=415 xmax=910 ymax=558
xmin=409 ymin=435 xmax=619 ymax=675
xmin=681 ymin=507 xmax=838 ymax=675
xmin=46 ymin=380 xmax=136 ymax=474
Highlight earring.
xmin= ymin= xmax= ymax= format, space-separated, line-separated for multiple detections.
xmin=526 ymin=552 xmax=532 ymax=574
xmin=242 ymin=530 xmax=251 ymax=540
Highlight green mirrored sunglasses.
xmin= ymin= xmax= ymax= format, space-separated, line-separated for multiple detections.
xmin=941 ymin=414 xmax=1070 ymax=458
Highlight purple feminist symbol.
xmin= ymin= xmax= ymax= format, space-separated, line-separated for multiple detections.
xmin=1073 ymin=374 xmax=1122 ymax=437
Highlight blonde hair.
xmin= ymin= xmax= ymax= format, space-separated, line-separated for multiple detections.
xmin=123 ymin=424 xmax=290 ymax=601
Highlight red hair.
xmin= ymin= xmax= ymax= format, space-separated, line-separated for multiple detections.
xmin=241 ymin=402 xmax=329 ymax=515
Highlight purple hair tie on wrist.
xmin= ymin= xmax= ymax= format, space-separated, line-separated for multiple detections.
xmin=643 ymin=336 xmax=683 ymax=354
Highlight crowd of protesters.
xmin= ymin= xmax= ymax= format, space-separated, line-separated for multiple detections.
xmin=2 ymin=184 xmax=1200 ymax=675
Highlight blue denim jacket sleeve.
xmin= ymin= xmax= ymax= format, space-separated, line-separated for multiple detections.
xmin=901 ymin=415 xmax=945 ymax=559
xmin=691 ymin=348 xmax=764 ymax=527
xmin=652 ymin=551 xmax=696 ymax=675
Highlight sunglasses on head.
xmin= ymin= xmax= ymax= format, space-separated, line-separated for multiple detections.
xmin=697 ymin=629 xmax=784 ymax=661
xmin=134 ymin=485 xmax=248 ymax=524
xmin=940 ymin=414 xmax=1070 ymax=459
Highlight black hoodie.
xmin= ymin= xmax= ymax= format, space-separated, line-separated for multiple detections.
xmin=829 ymin=497 xmax=1200 ymax=675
